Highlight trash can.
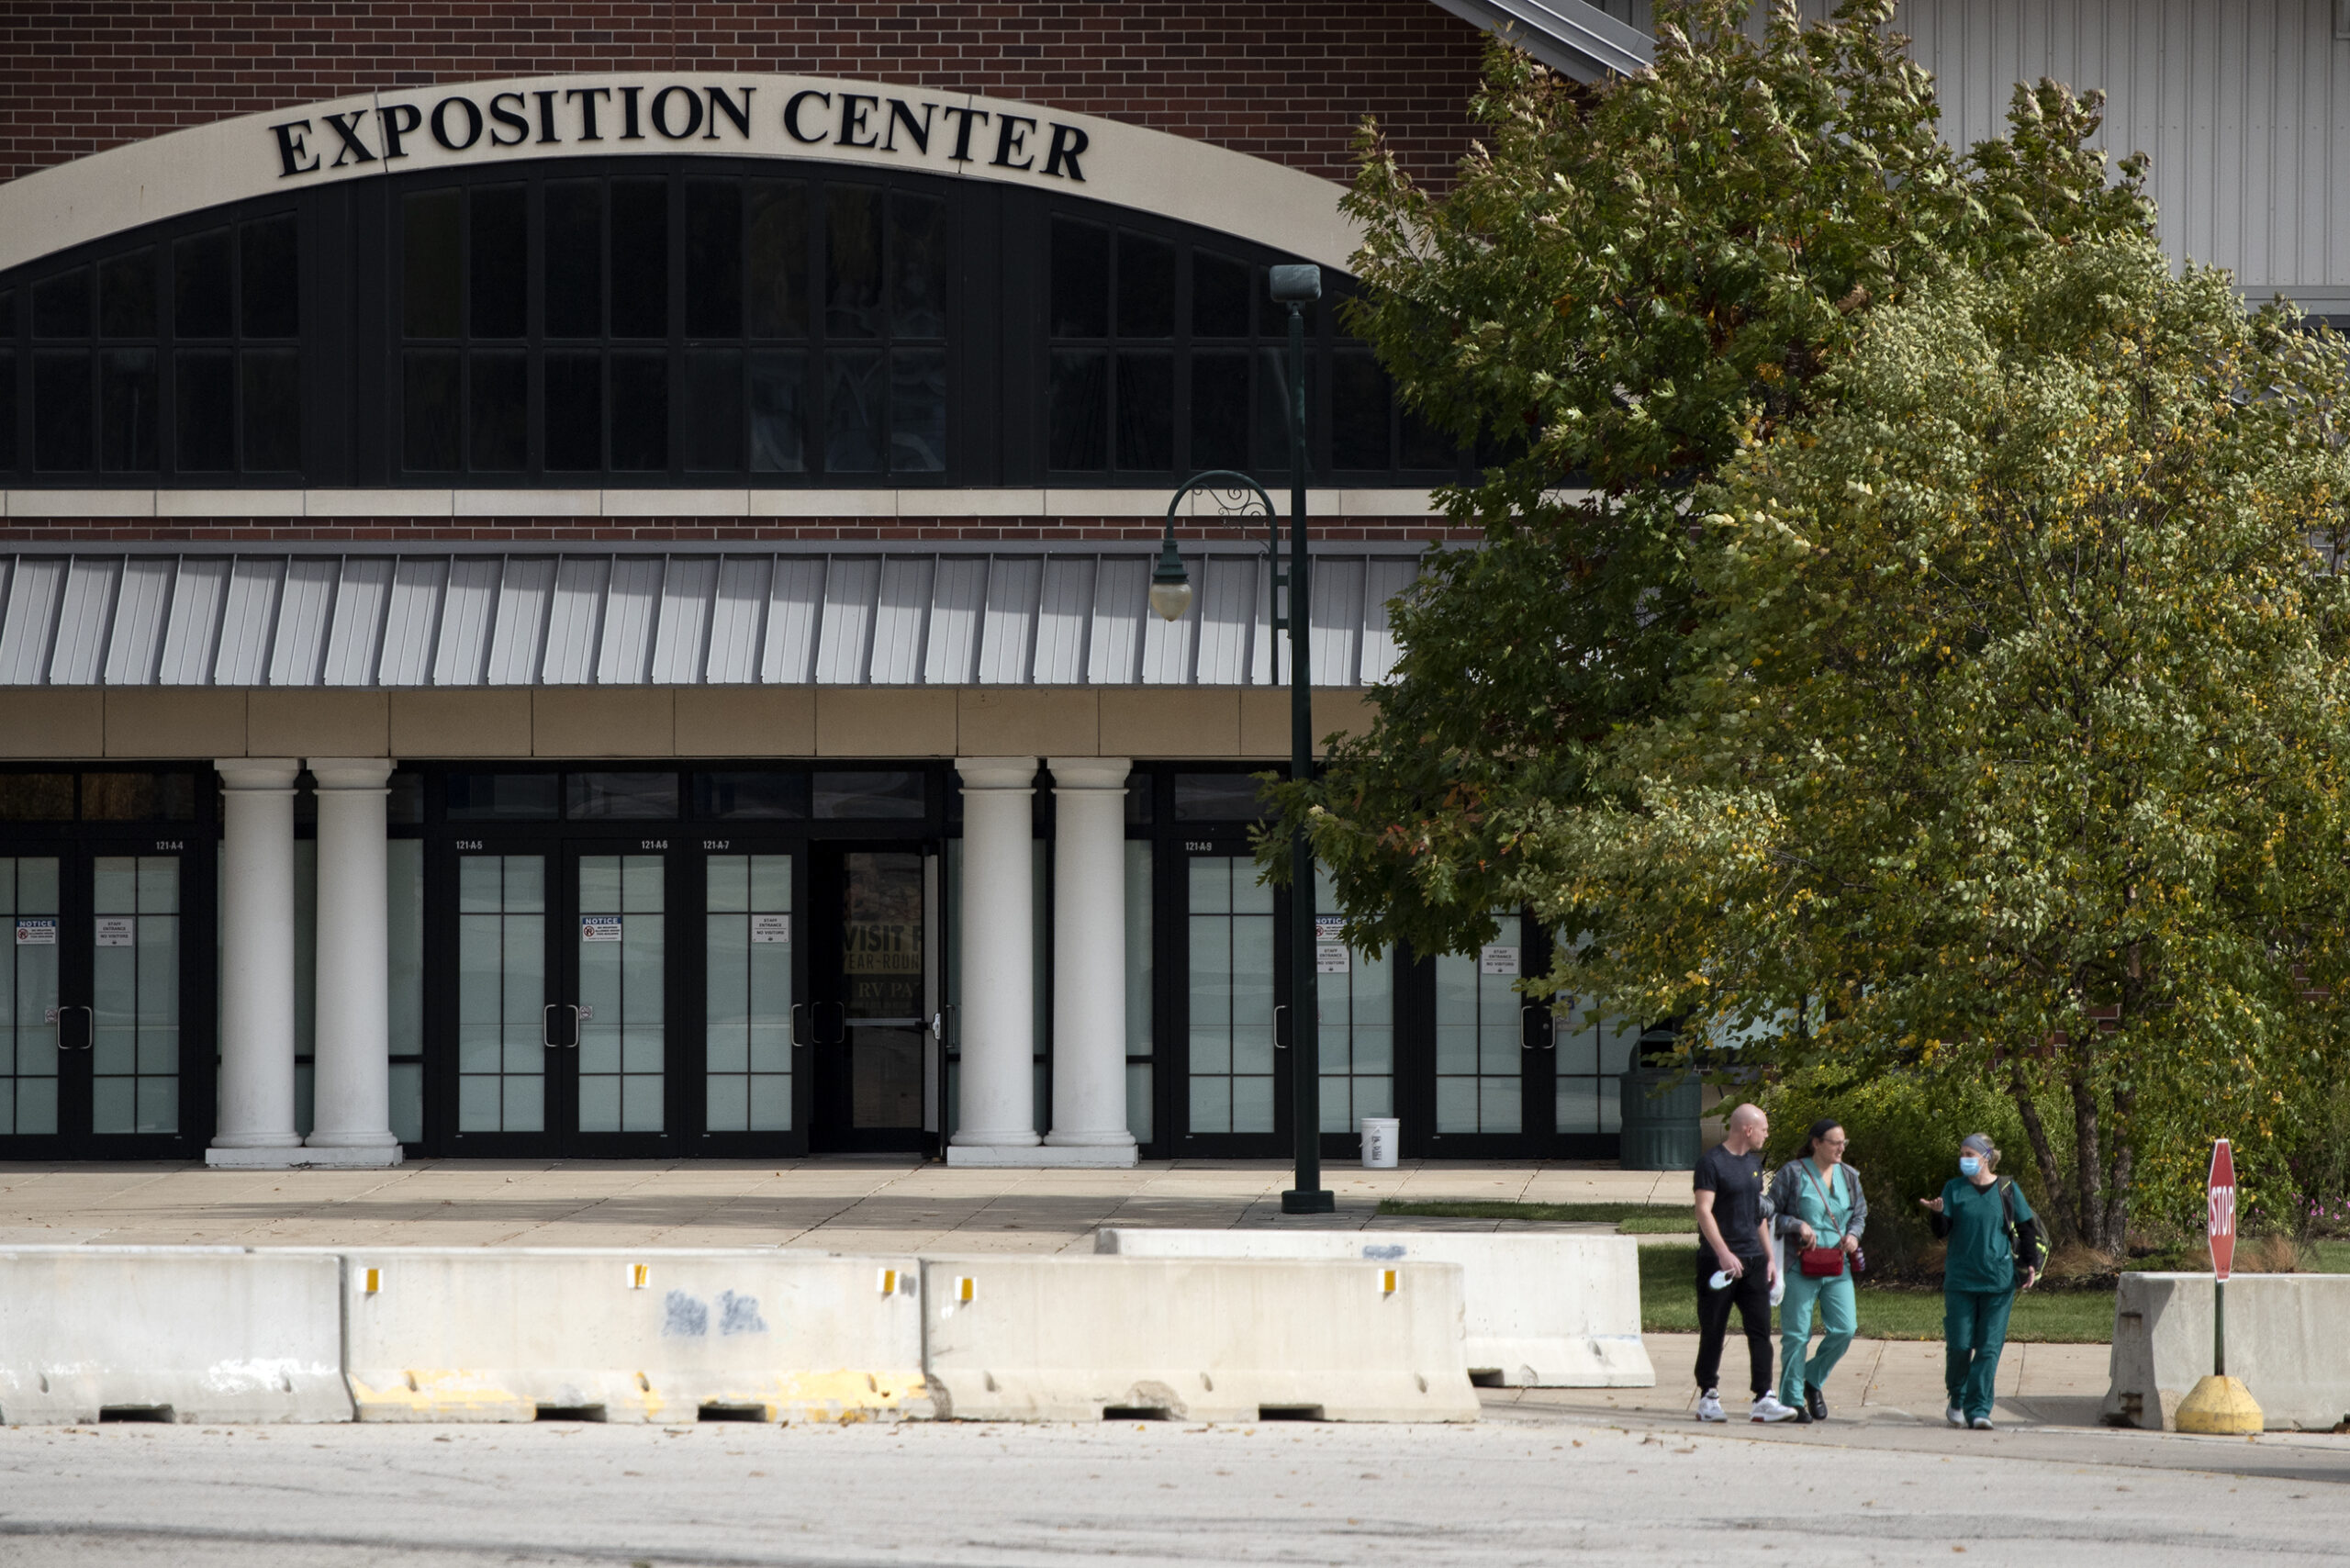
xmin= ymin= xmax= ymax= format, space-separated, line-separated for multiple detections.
xmin=1618 ymin=1067 xmax=1702 ymax=1170
xmin=1360 ymin=1116 xmax=1400 ymax=1170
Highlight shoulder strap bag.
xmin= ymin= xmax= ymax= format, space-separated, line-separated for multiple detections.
xmin=1796 ymin=1161 xmax=1848 ymax=1278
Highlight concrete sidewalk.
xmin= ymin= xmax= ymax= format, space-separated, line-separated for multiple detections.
xmin=0 ymin=1158 xmax=1692 ymax=1250
xmin=1497 ymin=1331 xmax=2112 ymax=1431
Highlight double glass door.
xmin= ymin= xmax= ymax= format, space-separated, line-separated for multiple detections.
xmin=0 ymin=838 xmax=201 ymax=1158
xmin=441 ymin=836 xmax=677 ymax=1156
xmin=431 ymin=834 xmax=932 ymax=1157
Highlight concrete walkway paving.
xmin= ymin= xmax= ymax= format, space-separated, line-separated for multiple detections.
xmin=0 ymin=1158 xmax=1691 ymax=1249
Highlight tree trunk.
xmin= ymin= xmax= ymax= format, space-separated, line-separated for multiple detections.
xmin=2009 ymin=1063 xmax=2073 ymax=1242
xmin=2102 ymin=1084 xmax=2135 ymax=1249
xmin=2069 ymin=1046 xmax=2113 ymax=1253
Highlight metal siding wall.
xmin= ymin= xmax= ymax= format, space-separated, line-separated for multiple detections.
xmin=1902 ymin=0 xmax=2350 ymax=307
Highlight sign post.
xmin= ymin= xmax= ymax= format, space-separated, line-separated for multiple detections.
xmin=2207 ymin=1138 xmax=2235 ymax=1375
xmin=2174 ymin=1137 xmax=2263 ymax=1435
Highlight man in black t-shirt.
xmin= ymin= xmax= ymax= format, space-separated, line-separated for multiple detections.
xmin=1692 ymin=1103 xmax=1797 ymax=1421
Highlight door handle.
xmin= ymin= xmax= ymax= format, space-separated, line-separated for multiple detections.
xmin=1272 ymin=1002 xmax=1289 ymax=1050
xmin=790 ymin=1002 xmax=808 ymax=1048
xmin=1521 ymin=1002 xmax=1550 ymax=1051
xmin=52 ymin=1004 xmax=92 ymax=1051
xmin=816 ymin=1001 xmax=846 ymax=1046
xmin=542 ymin=1003 xmax=580 ymax=1049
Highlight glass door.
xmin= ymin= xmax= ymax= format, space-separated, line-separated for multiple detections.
xmin=810 ymin=846 xmax=926 ymax=1152
xmin=0 ymin=839 xmax=201 ymax=1158
xmin=1174 ymin=838 xmax=1289 ymax=1156
xmin=699 ymin=844 xmax=808 ymax=1155
xmin=1420 ymin=911 xmax=1550 ymax=1157
xmin=440 ymin=837 xmax=676 ymax=1155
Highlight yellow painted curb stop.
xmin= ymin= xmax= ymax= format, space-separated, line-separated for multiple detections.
xmin=2174 ymin=1373 xmax=2263 ymax=1434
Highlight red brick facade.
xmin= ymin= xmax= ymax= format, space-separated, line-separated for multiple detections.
xmin=0 ymin=2 xmax=1488 ymax=187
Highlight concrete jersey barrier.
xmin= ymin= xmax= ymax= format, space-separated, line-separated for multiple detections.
xmin=1094 ymin=1228 xmax=1653 ymax=1388
xmin=2105 ymin=1271 xmax=2350 ymax=1432
xmin=341 ymin=1249 xmax=928 ymax=1423
xmin=0 ymin=1246 xmax=350 ymax=1425
xmin=921 ymin=1255 xmax=1480 ymax=1422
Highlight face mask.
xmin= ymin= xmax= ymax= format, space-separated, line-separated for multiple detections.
xmin=1958 ymin=1156 xmax=1982 ymax=1178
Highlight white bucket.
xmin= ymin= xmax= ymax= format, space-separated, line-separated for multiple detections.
xmin=1360 ymin=1116 xmax=1401 ymax=1170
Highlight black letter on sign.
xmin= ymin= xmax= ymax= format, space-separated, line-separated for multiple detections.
xmin=380 ymin=102 xmax=423 ymax=160
xmin=488 ymin=92 xmax=530 ymax=147
xmin=565 ymin=87 xmax=610 ymax=140
xmin=651 ymin=84 xmax=701 ymax=140
xmin=884 ymin=99 xmax=934 ymax=153
xmin=532 ymin=89 xmax=563 ymax=143
xmin=324 ymin=111 xmax=378 ymax=166
xmin=784 ymin=90 xmax=832 ymax=145
xmin=705 ymin=85 xmax=754 ymax=140
xmin=942 ymin=105 xmax=990 ymax=163
xmin=619 ymin=84 xmax=644 ymax=140
xmin=990 ymin=115 xmax=1036 ymax=170
xmin=1042 ymin=123 xmax=1089 ymax=182
xmin=839 ymin=94 xmax=879 ymax=149
xmin=430 ymin=96 xmax=484 ymax=151
xmin=271 ymin=119 xmax=319 ymax=177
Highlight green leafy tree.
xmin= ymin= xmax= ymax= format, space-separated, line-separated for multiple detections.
xmin=1526 ymin=241 xmax=2350 ymax=1249
xmin=1279 ymin=0 xmax=2151 ymax=962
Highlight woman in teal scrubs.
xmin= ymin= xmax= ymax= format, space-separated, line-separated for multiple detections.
xmin=1767 ymin=1117 xmax=1867 ymax=1422
xmin=1921 ymin=1132 xmax=2042 ymax=1430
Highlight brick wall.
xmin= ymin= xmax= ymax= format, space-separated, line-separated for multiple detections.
xmin=1 ymin=2 xmax=1489 ymax=187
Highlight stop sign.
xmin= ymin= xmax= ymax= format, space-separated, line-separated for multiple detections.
xmin=2208 ymin=1138 xmax=2237 ymax=1282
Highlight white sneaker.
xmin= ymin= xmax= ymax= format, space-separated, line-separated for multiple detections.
xmin=1946 ymin=1406 xmax=1964 ymax=1428
xmin=1750 ymin=1393 xmax=1800 ymax=1424
xmin=1969 ymin=1416 xmax=1996 ymax=1430
xmin=1696 ymin=1390 xmax=1726 ymax=1423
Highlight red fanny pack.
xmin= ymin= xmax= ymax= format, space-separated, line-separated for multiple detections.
xmin=1796 ymin=1161 xmax=1849 ymax=1276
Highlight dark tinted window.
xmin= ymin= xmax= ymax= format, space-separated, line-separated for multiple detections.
xmin=814 ymin=770 xmax=924 ymax=819
xmin=401 ymin=190 xmax=461 ymax=337
xmin=1193 ymin=252 xmax=1251 ymax=337
xmin=32 ymin=352 xmax=90 ymax=471
xmin=445 ymin=772 xmax=559 ymax=820
xmin=240 ymin=213 xmax=300 ymax=338
xmin=32 ymin=270 xmax=89 ymax=338
xmin=100 ymin=349 xmax=157 ymax=471
xmin=386 ymin=771 xmax=425 ymax=825
xmin=566 ymin=771 xmax=679 ymax=819
xmin=243 ymin=350 xmax=301 ymax=471
xmin=175 ymin=351 xmax=234 ymax=471
xmin=695 ymin=771 xmax=811 ymax=819
xmin=746 ymin=181 xmax=808 ymax=337
xmin=84 ymin=771 xmax=196 ymax=821
xmin=469 ymin=185 xmax=527 ymax=338
xmin=686 ymin=178 xmax=743 ymax=338
xmin=1050 ymin=219 xmax=1108 ymax=338
xmin=173 ymin=230 xmax=233 ymax=337
xmin=1174 ymin=773 xmax=1270 ymax=821
xmin=1125 ymin=776 xmax=1153 ymax=825
xmin=98 ymin=251 xmax=156 ymax=338
xmin=1116 ymin=231 xmax=1172 ymax=338
xmin=610 ymin=177 xmax=667 ymax=338
xmin=0 ymin=774 xmax=74 ymax=820
xmin=544 ymin=180 xmax=604 ymax=337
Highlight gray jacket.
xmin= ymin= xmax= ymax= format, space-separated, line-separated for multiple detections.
xmin=1767 ymin=1159 xmax=1869 ymax=1258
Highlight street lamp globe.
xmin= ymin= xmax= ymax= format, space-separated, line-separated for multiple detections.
xmin=1148 ymin=534 xmax=1194 ymax=622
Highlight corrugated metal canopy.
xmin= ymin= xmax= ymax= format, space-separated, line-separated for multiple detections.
xmin=0 ymin=553 xmax=1421 ymax=689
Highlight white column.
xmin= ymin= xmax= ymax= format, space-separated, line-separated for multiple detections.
xmin=207 ymin=757 xmax=303 ymax=1169
xmin=947 ymin=757 xmax=1040 ymax=1164
xmin=304 ymin=758 xmax=404 ymax=1167
xmin=1045 ymin=756 xmax=1137 ymax=1165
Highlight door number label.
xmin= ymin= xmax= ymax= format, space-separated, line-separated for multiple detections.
xmin=14 ymin=918 xmax=55 ymax=946
xmin=580 ymin=916 xmax=622 ymax=942
xmin=94 ymin=917 xmax=135 ymax=948
xmin=750 ymin=913 xmax=791 ymax=945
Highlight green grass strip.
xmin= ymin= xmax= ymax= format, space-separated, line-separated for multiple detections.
xmin=1636 ymin=1245 xmax=2112 ymax=1343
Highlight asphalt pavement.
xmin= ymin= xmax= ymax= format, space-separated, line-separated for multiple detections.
xmin=3 ymin=1405 xmax=2345 ymax=1568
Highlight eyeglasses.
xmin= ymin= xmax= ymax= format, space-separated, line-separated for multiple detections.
xmin=1819 ymin=1137 xmax=1849 ymax=1148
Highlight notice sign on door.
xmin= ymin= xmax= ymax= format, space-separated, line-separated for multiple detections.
xmin=1480 ymin=944 xmax=1520 ymax=976
xmin=94 ymin=917 xmax=134 ymax=947
xmin=580 ymin=915 xmax=622 ymax=943
xmin=750 ymin=913 xmax=791 ymax=945
xmin=1314 ymin=915 xmax=1350 ymax=974
xmin=15 ymin=918 xmax=55 ymax=946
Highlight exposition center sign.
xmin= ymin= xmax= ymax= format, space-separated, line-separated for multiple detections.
xmin=265 ymin=78 xmax=1096 ymax=187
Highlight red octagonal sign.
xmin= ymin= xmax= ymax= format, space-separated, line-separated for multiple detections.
xmin=2208 ymin=1138 xmax=2237 ymax=1282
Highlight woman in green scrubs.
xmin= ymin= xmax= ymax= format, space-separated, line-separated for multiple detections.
xmin=1921 ymin=1132 xmax=2042 ymax=1429
xmin=1767 ymin=1117 xmax=1867 ymax=1422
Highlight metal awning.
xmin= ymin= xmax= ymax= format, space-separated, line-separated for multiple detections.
xmin=1430 ymin=0 xmax=1653 ymax=83
xmin=0 ymin=552 xmax=1421 ymax=689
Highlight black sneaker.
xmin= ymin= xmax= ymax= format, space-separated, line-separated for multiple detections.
xmin=1805 ymin=1383 xmax=1828 ymax=1422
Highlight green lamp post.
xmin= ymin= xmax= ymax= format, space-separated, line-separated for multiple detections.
xmin=1152 ymin=262 xmax=1333 ymax=1215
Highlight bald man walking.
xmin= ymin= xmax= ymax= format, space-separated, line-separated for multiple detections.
xmin=1694 ymin=1103 xmax=1797 ymax=1422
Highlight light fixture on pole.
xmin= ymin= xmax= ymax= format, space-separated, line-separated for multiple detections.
xmin=1154 ymin=260 xmax=1334 ymax=1215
